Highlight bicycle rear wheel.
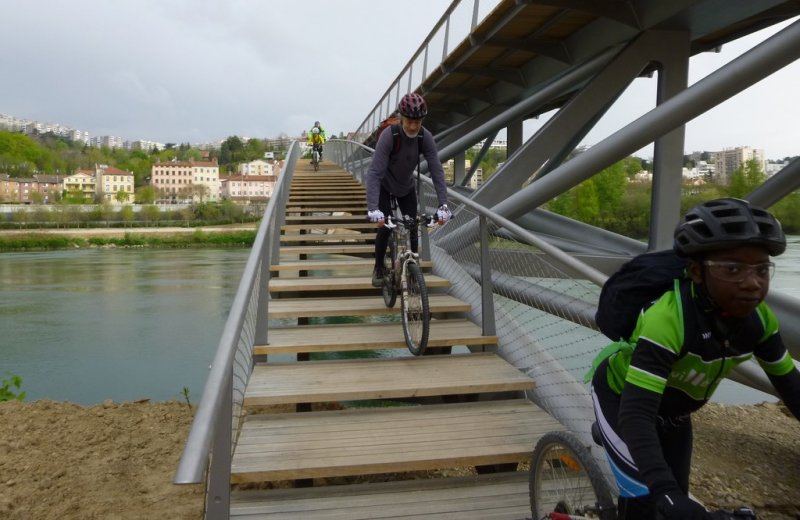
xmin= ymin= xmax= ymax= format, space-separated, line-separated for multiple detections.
xmin=401 ymin=262 xmax=429 ymax=356
xmin=382 ymin=246 xmax=397 ymax=308
xmin=529 ymin=431 xmax=616 ymax=520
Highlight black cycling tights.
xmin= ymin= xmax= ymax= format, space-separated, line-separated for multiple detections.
xmin=374 ymin=188 xmax=418 ymax=268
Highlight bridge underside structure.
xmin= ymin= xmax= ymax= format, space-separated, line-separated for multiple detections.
xmin=346 ymin=0 xmax=800 ymax=421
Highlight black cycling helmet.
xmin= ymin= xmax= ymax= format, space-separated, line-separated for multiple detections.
xmin=398 ymin=93 xmax=428 ymax=119
xmin=673 ymin=197 xmax=786 ymax=257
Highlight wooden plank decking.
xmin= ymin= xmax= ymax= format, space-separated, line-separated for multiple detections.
xmin=227 ymin=163 xmax=560 ymax=518
xmin=230 ymin=472 xmax=530 ymax=519
xmin=243 ymin=353 xmax=530 ymax=405
xmin=255 ymin=319 xmax=495 ymax=354
xmin=231 ymin=399 xmax=562 ymax=482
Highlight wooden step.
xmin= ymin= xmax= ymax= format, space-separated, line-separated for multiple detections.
xmin=271 ymin=258 xmax=432 ymax=272
xmin=255 ymin=319 xmax=493 ymax=354
xmin=284 ymin=215 xmax=367 ymax=223
xmin=230 ymin=471 xmax=530 ymax=519
xmin=286 ymin=198 xmax=366 ymax=204
xmin=244 ymin=353 xmax=531 ymax=406
xmin=289 ymin=190 xmax=366 ymax=199
xmin=279 ymin=233 xmax=373 ymax=243
xmin=268 ymin=294 xmax=470 ymax=319
xmin=279 ymin=244 xmax=374 ymax=255
xmin=281 ymin=223 xmax=374 ymax=231
xmin=290 ymin=194 xmax=366 ymax=200
xmin=286 ymin=206 xmax=367 ymax=213
xmin=291 ymin=181 xmax=361 ymax=186
xmin=230 ymin=399 xmax=563 ymax=482
xmin=269 ymin=274 xmax=449 ymax=293
xmin=293 ymin=173 xmax=354 ymax=178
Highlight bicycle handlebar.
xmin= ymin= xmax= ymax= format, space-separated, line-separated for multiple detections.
xmin=384 ymin=214 xmax=437 ymax=229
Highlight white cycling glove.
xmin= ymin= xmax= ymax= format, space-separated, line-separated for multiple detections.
xmin=367 ymin=209 xmax=385 ymax=223
xmin=436 ymin=204 xmax=452 ymax=224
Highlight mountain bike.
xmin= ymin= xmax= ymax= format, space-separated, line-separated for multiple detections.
xmin=379 ymin=197 xmax=436 ymax=356
xmin=529 ymin=429 xmax=759 ymax=520
xmin=311 ymin=144 xmax=321 ymax=172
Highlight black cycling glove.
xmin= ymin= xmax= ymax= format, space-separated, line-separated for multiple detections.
xmin=656 ymin=492 xmax=713 ymax=520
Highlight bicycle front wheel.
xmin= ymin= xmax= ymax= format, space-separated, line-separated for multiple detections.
xmin=529 ymin=431 xmax=616 ymax=520
xmin=401 ymin=262 xmax=429 ymax=356
xmin=312 ymin=151 xmax=319 ymax=171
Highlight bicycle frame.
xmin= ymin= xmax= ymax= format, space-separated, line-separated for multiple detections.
xmin=381 ymin=196 xmax=436 ymax=355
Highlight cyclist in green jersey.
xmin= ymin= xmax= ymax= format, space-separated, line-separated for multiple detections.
xmin=590 ymin=198 xmax=800 ymax=519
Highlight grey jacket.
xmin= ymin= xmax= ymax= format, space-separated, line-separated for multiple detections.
xmin=366 ymin=125 xmax=448 ymax=210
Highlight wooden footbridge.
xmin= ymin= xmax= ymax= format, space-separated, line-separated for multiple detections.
xmin=226 ymin=160 xmax=563 ymax=519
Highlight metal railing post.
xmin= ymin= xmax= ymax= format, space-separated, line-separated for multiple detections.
xmin=478 ymin=214 xmax=496 ymax=340
xmin=204 ymin=371 xmax=233 ymax=519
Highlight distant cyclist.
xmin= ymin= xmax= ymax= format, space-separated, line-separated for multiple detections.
xmin=589 ymin=198 xmax=800 ymax=519
xmin=308 ymin=128 xmax=324 ymax=165
xmin=365 ymin=92 xmax=451 ymax=287
xmin=307 ymin=121 xmax=326 ymax=161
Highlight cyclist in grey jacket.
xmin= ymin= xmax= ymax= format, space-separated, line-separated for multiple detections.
xmin=590 ymin=198 xmax=800 ymax=520
xmin=366 ymin=93 xmax=450 ymax=287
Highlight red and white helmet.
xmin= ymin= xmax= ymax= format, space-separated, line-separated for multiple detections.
xmin=398 ymin=93 xmax=428 ymax=119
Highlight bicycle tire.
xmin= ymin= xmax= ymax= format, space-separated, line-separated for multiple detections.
xmin=401 ymin=262 xmax=429 ymax=356
xmin=382 ymin=245 xmax=397 ymax=308
xmin=530 ymin=431 xmax=616 ymax=520
xmin=312 ymin=150 xmax=319 ymax=171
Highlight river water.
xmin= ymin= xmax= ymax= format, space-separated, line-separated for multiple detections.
xmin=2 ymin=237 xmax=799 ymax=405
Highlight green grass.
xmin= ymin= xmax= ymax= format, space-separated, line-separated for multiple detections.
xmin=0 ymin=231 xmax=257 ymax=251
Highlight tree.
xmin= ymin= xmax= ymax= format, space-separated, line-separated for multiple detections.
xmin=547 ymin=159 xmax=628 ymax=227
xmin=220 ymin=136 xmax=245 ymax=167
xmin=119 ymin=205 xmax=135 ymax=227
xmin=12 ymin=209 xmax=29 ymax=229
xmin=28 ymin=191 xmax=44 ymax=204
xmin=115 ymin=190 xmax=130 ymax=204
xmin=140 ymin=204 xmax=160 ymax=226
xmin=727 ymin=159 xmax=766 ymax=199
xmin=96 ymin=200 xmax=115 ymax=227
xmin=135 ymin=186 xmax=157 ymax=204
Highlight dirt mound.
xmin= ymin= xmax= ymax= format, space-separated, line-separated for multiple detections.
xmin=0 ymin=399 xmax=798 ymax=519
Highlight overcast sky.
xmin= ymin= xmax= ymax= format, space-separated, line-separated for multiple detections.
xmin=1 ymin=1 xmax=798 ymax=159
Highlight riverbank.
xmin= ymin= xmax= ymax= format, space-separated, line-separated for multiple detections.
xmin=0 ymin=399 xmax=798 ymax=519
xmin=0 ymin=225 xmax=258 ymax=250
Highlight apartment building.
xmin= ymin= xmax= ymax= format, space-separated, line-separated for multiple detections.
xmin=237 ymin=159 xmax=274 ymax=176
xmin=96 ymin=165 xmax=135 ymax=204
xmin=127 ymin=140 xmax=166 ymax=152
xmin=220 ymin=175 xmax=276 ymax=202
xmin=0 ymin=174 xmax=18 ymax=202
xmin=33 ymin=175 xmax=64 ymax=203
xmin=90 ymin=135 xmax=125 ymax=149
xmin=712 ymin=146 xmax=766 ymax=184
xmin=63 ymin=171 xmax=97 ymax=200
xmin=150 ymin=159 xmax=221 ymax=203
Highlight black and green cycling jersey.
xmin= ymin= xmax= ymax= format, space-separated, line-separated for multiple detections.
xmin=599 ymin=278 xmax=796 ymax=417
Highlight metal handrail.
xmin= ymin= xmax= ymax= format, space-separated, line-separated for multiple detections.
xmin=173 ymin=142 xmax=299 ymax=493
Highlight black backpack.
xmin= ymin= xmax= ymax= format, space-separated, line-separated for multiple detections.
xmin=595 ymin=249 xmax=689 ymax=341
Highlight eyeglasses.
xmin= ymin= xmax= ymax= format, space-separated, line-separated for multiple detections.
xmin=703 ymin=260 xmax=775 ymax=283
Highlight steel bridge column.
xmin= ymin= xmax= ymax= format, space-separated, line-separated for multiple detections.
xmin=650 ymin=31 xmax=690 ymax=251
xmin=507 ymin=119 xmax=523 ymax=156
xmin=487 ymin=20 xmax=800 ymax=223
xmin=452 ymin=150 xmax=467 ymax=186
